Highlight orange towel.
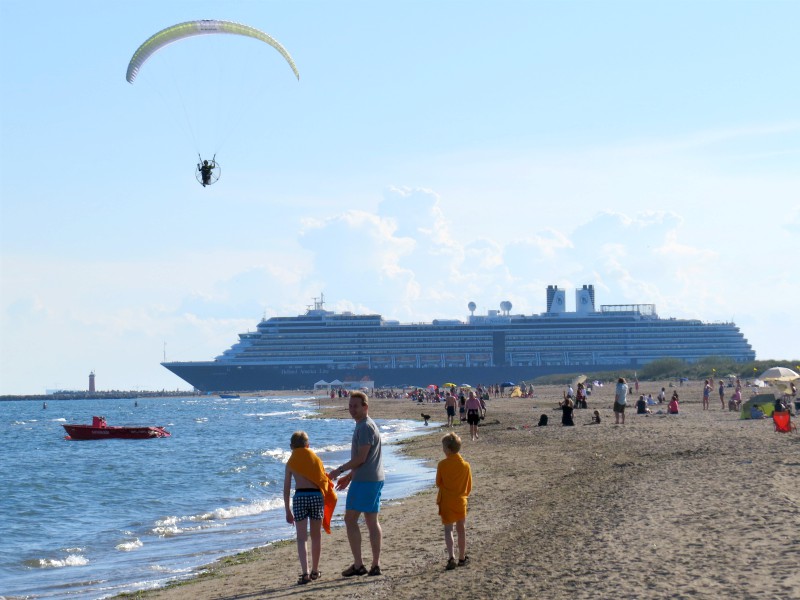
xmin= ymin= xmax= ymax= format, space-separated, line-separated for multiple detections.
xmin=436 ymin=453 xmax=472 ymax=524
xmin=287 ymin=447 xmax=338 ymax=534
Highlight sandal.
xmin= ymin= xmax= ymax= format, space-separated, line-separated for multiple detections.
xmin=310 ymin=570 xmax=321 ymax=580
xmin=368 ymin=565 xmax=382 ymax=576
xmin=446 ymin=558 xmax=457 ymax=571
xmin=341 ymin=564 xmax=368 ymax=577
xmin=458 ymin=556 xmax=470 ymax=567
xmin=297 ymin=573 xmax=311 ymax=585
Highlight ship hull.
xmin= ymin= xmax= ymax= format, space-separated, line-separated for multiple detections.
xmin=161 ymin=361 xmax=635 ymax=392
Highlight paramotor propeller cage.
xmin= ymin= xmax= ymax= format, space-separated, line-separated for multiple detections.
xmin=196 ymin=160 xmax=221 ymax=186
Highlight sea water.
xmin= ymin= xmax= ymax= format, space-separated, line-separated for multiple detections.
xmin=0 ymin=395 xmax=435 ymax=599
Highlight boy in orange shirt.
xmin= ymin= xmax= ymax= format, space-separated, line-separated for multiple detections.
xmin=436 ymin=432 xmax=472 ymax=570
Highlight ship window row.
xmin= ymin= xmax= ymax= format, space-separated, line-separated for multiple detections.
xmin=233 ymin=339 xmax=752 ymax=357
xmin=257 ymin=322 xmax=743 ymax=337
xmin=224 ymin=347 xmax=755 ymax=364
xmin=247 ymin=327 xmax=746 ymax=344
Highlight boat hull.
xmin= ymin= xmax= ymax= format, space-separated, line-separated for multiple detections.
xmin=63 ymin=424 xmax=171 ymax=440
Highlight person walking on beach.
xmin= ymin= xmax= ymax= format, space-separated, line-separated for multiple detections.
xmin=614 ymin=377 xmax=628 ymax=425
xmin=718 ymin=380 xmax=726 ymax=410
xmin=283 ymin=431 xmax=338 ymax=585
xmin=328 ymin=391 xmax=384 ymax=577
xmin=465 ymin=391 xmax=482 ymax=441
xmin=445 ymin=392 xmax=457 ymax=427
xmin=436 ymin=432 xmax=472 ymax=570
xmin=702 ymin=380 xmax=711 ymax=410
xmin=575 ymin=382 xmax=587 ymax=409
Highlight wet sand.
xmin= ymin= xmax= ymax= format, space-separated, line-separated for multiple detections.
xmin=141 ymin=382 xmax=800 ymax=599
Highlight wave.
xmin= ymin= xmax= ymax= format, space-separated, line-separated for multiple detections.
xmin=262 ymin=448 xmax=292 ymax=463
xmin=243 ymin=410 xmax=307 ymax=418
xmin=29 ymin=554 xmax=90 ymax=568
xmin=311 ymin=443 xmax=349 ymax=454
xmin=116 ymin=538 xmax=143 ymax=552
xmin=152 ymin=497 xmax=284 ymax=536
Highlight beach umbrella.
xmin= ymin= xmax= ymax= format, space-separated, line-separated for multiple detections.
xmin=443 ymin=382 xmax=457 ymax=388
xmin=460 ymin=384 xmax=472 ymax=388
xmin=500 ymin=381 xmax=516 ymax=388
xmin=571 ymin=374 xmax=587 ymax=386
xmin=758 ymin=367 xmax=800 ymax=382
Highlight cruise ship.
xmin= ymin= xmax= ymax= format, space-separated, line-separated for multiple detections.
xmin=162 ymin=285 xmax=755 ymax=391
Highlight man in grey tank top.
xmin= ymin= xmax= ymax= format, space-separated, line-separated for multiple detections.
xmin=329 ymin=391 xmax=384 ymax=577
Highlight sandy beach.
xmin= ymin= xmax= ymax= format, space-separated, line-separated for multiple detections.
xmin=140 ymin=382 xmax=800 ymax=600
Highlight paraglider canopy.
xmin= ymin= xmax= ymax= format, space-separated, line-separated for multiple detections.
xmin=126 ymin=20 xmax=299 ymax=84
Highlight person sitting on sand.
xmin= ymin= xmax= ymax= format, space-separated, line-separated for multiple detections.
xmin=730 ymin=386 xmax=742 ymax=412
xmin=284 ymin=431 xmax=338 ymax=585
xmin=636 ymin=395 xmax=651 ymax=415
xmin=750 ymin=404 xmax=765 ymax=420
xmin=436 ymin=432 xmax=472 ymax=571
xmin=559 ymin=395 xmax=575 ymax=426
xmin=668 ymin=392 xmax=680 ymax=415
xmin=537 ymin=414 xmax=548 ymax=426
xmin=587 ymin=410 xmax=601 ymax=424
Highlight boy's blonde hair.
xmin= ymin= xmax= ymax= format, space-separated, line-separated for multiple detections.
xmin=290 ymin=430 xmax=309 ymax=449
xmin=441 ymin=432 xmax=462 ymax=453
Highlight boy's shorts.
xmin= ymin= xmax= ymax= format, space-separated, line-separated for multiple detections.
xmin=346 ymin=480 xmax=384 ymax=513
xmin=292 ymin=490 xmax=324 ymax=521
xmin=446 ymin=406 xmax=456 ymax=417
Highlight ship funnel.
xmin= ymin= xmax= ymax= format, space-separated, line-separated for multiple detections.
xmin=575 ymin=285 xmax=595 ymax=313
xmin=546 ymin=285 xmax=566 ymax=314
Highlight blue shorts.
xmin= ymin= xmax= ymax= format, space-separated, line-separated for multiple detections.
xmin=346 ymin=480 xmax=384 ymax=513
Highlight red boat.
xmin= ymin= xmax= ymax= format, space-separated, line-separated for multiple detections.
xmin=63 ymin=416 xmax=171 ymax=440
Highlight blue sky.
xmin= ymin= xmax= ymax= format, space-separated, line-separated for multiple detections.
xmin=1 ymin=0 xmax=798 ymax=394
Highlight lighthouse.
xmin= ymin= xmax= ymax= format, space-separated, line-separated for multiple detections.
xmin=89 ymin=371 xmax=96 ymax=393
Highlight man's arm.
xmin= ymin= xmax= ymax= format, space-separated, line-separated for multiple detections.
xmin=329 ymin=443 xmax=371 ymax=479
